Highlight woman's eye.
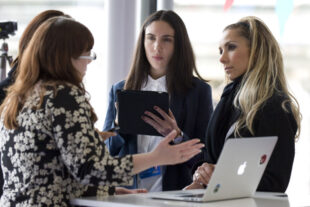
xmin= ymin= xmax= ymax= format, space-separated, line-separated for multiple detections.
xmin=163 ymin=38 xmax=172 ymax=42
xmin=146 ymin=35 xmax=155 ymax=41
xmin=228 ymin=44 xmax=236 ymax=50
xmin=219 ymin=49 xmax=223 ymax=55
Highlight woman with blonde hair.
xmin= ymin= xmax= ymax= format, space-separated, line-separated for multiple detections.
xmin=0 ymin=17 xmax=204 ymax=206
xmin=186 ymin=16 xmax=301 ymax=192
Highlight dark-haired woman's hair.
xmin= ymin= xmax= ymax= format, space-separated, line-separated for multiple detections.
xmin=125 ymin=10 xmax=206 ymax=95
xmin=0 ymin=17 xmax=97 ymax=129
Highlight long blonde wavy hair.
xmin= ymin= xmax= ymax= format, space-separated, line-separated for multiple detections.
xmin=225 ymin=16 xmax=301 ymax=140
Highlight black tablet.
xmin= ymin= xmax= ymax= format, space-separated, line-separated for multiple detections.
xmin=116 ymin=90 xmax=169 ymax=136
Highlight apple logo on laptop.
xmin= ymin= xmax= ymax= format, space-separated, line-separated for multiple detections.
xmin=260 ymin=154 xmax=267 ymax=165
xmin=213 ymin=184 xmax=221 ymax=193
xmin=237 ymin=161 xmax=247 ymax=175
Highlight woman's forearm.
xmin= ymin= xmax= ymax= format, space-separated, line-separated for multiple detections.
xmin=131 ymin=130 xmax=204 ymax=175
xmin=132 ymin=152 xmax=156 ymax=175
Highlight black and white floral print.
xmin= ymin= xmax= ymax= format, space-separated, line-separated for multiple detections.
xmin=0 ymin=83 xmax=133 ymax=207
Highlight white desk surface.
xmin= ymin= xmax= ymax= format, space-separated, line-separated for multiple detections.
xmin=71 ymin=190 xmax=310 ymax=207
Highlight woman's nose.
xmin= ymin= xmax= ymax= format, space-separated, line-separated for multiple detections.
xmin=219 ymin=51 xmax=227 ymax=64
xmin=153 ymin=40 xmax=161 ymax=51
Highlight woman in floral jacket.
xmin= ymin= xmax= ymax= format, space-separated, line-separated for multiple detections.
xmin=0 ymin=17 xmax=204 ymax=206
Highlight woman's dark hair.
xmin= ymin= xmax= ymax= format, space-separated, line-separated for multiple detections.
xmin=0 ymin=17 xmax=96 ymax=129
xmin=12 ymin=10 xmax=71 ymax=66
xmin=125 ymin=10 xmax=206 ymax=94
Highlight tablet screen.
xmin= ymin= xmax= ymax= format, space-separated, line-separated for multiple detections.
xmin=117 ymin=90 xmax=169 ymax=136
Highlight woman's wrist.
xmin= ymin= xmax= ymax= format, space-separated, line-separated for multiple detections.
xmin=183 ymin=182 xmax=205 ymax=190
xmin=132 ymin=152 xmax=157 ymax=175
xmin=147 ymin=150 xmax=156 ymax=165
xmin=194 ymin=181 xmax=207 ymax=188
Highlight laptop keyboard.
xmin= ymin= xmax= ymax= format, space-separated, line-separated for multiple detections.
xmin=180 ymin=193 xmax=204 ymax=198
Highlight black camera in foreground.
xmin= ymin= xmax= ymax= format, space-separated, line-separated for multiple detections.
xmin=0 ymin=21 xmax=18 ymax=39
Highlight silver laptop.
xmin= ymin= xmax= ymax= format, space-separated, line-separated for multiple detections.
xmin=150 ymin=136 xmax=278 ymax=202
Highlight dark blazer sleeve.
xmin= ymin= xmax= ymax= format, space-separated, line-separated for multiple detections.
xmin=252 ymin=98 xmax=297 ymax=192
xmin=192 ymin=81 xmax=213 ymax=140
xmin=163 ymin=79 xmax=213 ymax=190
xmin=173 ymin=79 xmax=213 ymax=169
xmin=103 ymin=82 xmax=119 ymax=132
xmin=103 ymin=81 xmax=138 ymax=157
xmin=172 ymin=79 xmax=213 ymax=142
xmin=103 ymin=81 xmax=125 ymax=156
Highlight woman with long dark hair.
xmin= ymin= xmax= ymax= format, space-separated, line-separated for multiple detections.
xmin=104 ymin=10 xmax=213 ymax=191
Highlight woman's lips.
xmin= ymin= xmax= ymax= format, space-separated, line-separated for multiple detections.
xmin=153 ymin=56 xmax=163 ymax=61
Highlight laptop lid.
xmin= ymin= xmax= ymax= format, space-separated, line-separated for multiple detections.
xmin=151 ymin=136 xmax=278 ymax=202
xmin=202 ymin=136 xmax=278 ymax=201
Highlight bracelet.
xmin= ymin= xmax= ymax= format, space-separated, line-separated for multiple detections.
xmin=199 ymin=182 xmax=207 ymax=188
xmin=173 ymin=130 xmax=183 ymax=144
xmin=193 ymin=180 xmax=207 ymax=188
xmin=176 ymin=129 xmax=183 ymax=138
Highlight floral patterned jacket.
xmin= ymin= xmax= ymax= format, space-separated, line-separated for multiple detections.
xmin=0 ymin=83 xmax=133 ymax=206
